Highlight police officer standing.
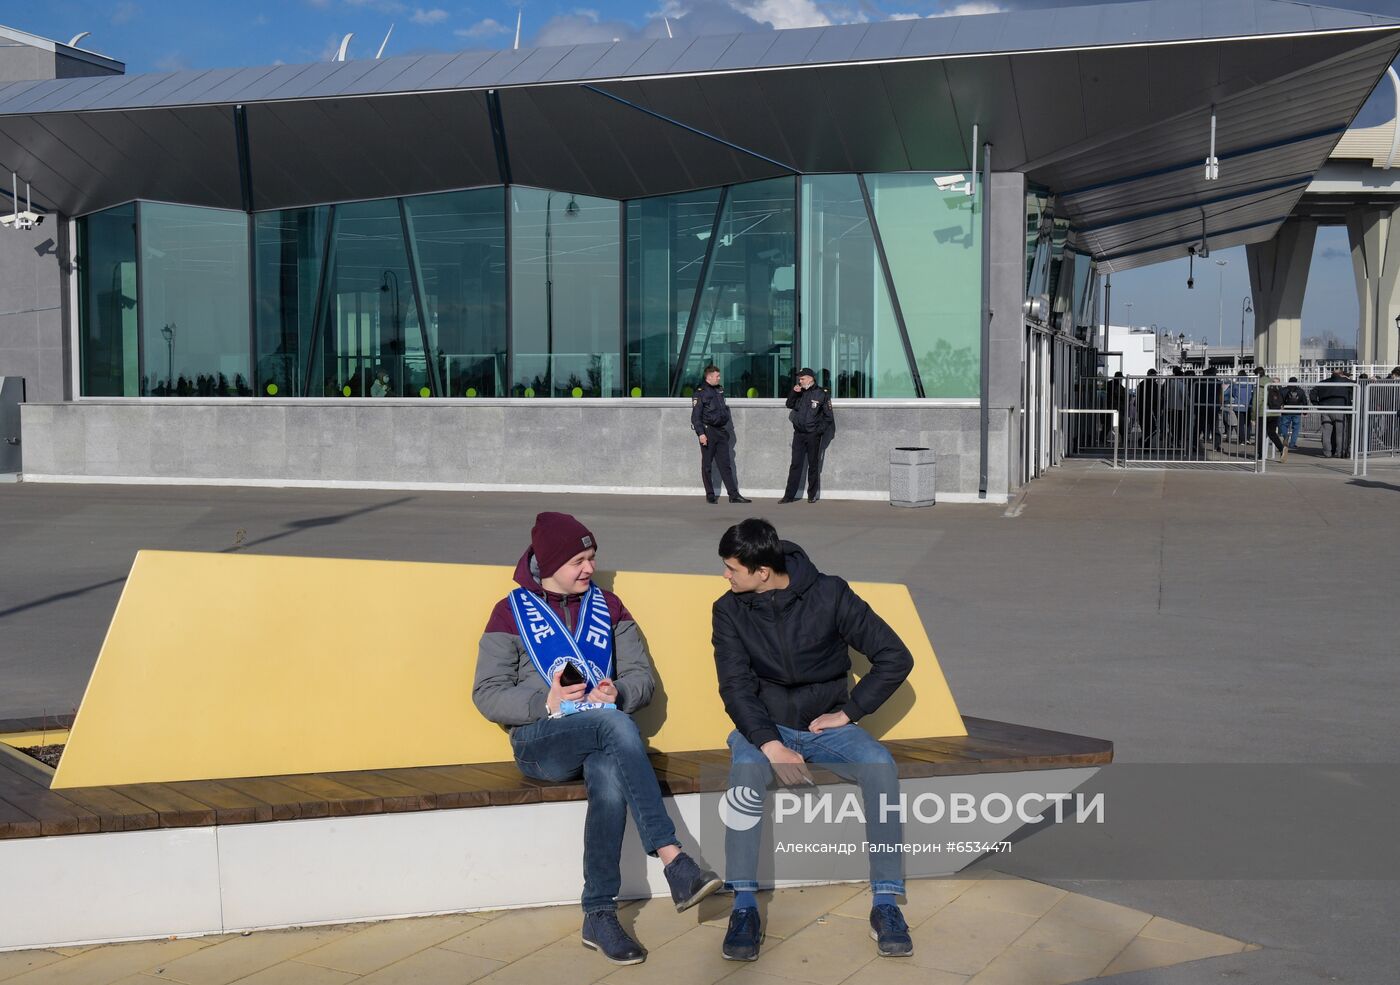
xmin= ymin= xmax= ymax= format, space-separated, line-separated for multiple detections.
xmin=692 ymin=365 xmax=751 ymax=504
xmin=781 ymin=368 xmax=835 ymax=503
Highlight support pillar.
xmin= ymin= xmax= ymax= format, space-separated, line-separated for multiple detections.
xmin=1345 ymin=206 xmax=1400 ymax=367
xmin=1245 ymin=218 xmax=1315 ymax=368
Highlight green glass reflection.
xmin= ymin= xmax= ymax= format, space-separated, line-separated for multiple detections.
xmin=510 ymin=188 xmax=621 ymax=397
xmin=78 ymin=203 xmax=139 ymax=396
xmin=253 ymin=206 xmax=329 ymax=397
xmin=404 ymin=189 xmax=507 ymax=398
xmin=800 ymin=175 xmax=915 ymax=398
xmin=625 ymin=189 xmax=722 ymax=398
xmin=679 ymin=177 xmax=795 ymax=398
xmin=307 ymin=199 xmax=426 ymax=398
xmin=868 ymin=174 xmax=981 ymax=398
xmin=139 ymin=203 xmax=251 ymax=396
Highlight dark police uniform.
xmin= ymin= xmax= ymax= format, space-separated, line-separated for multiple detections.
xmin=783 ymin=379 xmax=835 ymax=502
xmin=691 ymin=381 xmax=744 ymax=502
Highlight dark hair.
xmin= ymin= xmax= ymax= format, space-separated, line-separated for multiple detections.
xmin=718 ymin=518 xmax=787 ymax=574
xmin=1255 ymin=366 xmax=1267 ymax=376
xmin=1288 ymin=377 xmax=1298 ymax=383
xmin=703 ymin=365 xmax=720 ymax=375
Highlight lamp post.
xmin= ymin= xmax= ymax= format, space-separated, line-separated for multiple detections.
xmin=1240 ymin=297 xmax=1253 ymax=368
xmin=1215 ymin=258 xmax=1228 ymax=346
xmin=160 ymin=323 xmax=174 ymax=392
xmin=1125 ymin=301 xmax=1133 ymax=330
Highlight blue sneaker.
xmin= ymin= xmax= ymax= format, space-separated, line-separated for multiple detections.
xmin=722 ymin=907 xmax=763 ymax=961
xmin=869 ymin=904 xmax=913 ymax=957
xmin=663 ymin=853 xmax=724 ymax=912
xmin=581 ymin=910 xmax=646 ymax=965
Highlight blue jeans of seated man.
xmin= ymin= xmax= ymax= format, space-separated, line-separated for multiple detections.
xmin=725 ymin=723 xmax=904 ymax=896
xmin=510 ymin=708 xmax=678 ymax=914
xmin=1278 ymin=414 xmax=1301 ymax=448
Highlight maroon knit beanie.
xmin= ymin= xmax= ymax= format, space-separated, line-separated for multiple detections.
xmin=531 ymin=512 xmax=597 ymax=580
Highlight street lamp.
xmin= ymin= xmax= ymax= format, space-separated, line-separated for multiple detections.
xmin=160 ymin=323 xmax=175 ymax=392
xmin=1240 ymin=297 xmax=1253 ymax=365
xmin=1125 ymin=301 xmax=1134 ymax=330
xmin=1215 ymin=258 xmax=1228 ymax=347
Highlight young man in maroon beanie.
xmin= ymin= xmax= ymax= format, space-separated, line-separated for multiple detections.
xmin=473 ymin=511 xmax=721 ymax=964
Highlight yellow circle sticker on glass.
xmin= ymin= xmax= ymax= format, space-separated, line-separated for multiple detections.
xmin=266 ymin=383 xmax=279 ymax=396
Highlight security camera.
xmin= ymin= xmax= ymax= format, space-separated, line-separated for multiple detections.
xmin=17 ymin=211 xmax=42 ymax=230
xmin=933 ymin=174 xmax=973 ymax=195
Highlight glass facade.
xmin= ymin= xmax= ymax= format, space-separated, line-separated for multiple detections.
xmin=78 ymin=202 xmax=139 ymax=397
xmin=139 ymin=203 xmax=250 ymax=396
xmin=77 ymin=174 xmax=984 ymax=401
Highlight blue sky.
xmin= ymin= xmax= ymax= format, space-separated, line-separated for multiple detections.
xmin=10 ymin=0 xmax=1400 ymax=349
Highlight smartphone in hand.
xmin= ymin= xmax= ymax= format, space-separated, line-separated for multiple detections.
xmin=558 ymin=662 xmax=586 ymax=688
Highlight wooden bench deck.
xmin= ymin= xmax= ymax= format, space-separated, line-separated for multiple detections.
xmin=0 ymin=716 xmax=1112 ymax=840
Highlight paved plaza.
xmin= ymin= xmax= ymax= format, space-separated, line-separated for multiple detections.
xmin=1 ymin=466 xmax=1397 ymax=982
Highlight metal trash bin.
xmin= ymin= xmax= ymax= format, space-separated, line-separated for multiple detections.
xmin=889 ymin=446 xmax=935 ymax=507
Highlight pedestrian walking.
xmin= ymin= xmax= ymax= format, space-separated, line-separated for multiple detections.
xmin=1311 ymin=368 xmax=1353 ymax=458
xmin=781 ymin=368 xmax=834 ymax=504
xmin=1277 ymin=376 xmax=1308 ymax=451
xmin=692 ymin=366 xmax=752 ymax=504
xmin=1256 ymin=367 xmax=1285 ymax=461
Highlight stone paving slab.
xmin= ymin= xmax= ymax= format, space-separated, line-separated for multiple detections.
xmin=0 ymin=874 xmax=1254 ymax=985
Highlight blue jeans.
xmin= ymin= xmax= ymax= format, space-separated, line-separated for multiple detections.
xmin=510 ymin=709 xmax=678 ymax=913
xmin=1278 ymin=414 xmax=1301 ymax=448
xmin=725 ymin=724 xmax=904 ymax=896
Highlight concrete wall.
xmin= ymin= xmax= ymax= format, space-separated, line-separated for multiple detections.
xmin=987 ymin=171 xmax=1027 ymax=490
xmin=20 ymin=400 xmax=1011 ymax=502
xmin=0 ymin=219 xmax=68 ymax=404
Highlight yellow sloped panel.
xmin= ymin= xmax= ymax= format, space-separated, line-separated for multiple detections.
xmin=52 ymin=551 xmax=962 ymax=789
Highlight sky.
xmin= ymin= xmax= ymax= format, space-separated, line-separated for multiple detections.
xmin=9 ymin=0 xmax=1400 ymax=350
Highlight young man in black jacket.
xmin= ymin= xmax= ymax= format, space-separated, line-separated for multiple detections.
xmin=781 ymin=368 xmax=834 ymax=503
xmin=712 ymin=519 xmax=915 ymax=961
xmin=692 ymin=366 xmax=751 ymax=504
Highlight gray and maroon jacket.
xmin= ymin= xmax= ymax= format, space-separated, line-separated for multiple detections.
xmin=472 ymin=548 xmax=657 ymax=729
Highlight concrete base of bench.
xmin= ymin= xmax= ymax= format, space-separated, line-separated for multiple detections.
xmin=0 ymin=768 xmax=1098 ymax=952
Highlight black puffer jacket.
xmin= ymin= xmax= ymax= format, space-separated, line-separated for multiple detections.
xmin=712 ymin=542 xmax=914 ymax=747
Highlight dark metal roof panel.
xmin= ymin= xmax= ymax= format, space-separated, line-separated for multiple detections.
xmin=950 ymin=9 xmax=1009 ymax=52
xmin=499 ymin=46 xmax=574 ymax=85
xmin=1042 ymin=5 xmax=1105 ymax=49
xmin=1257 ymin=0 xmax=1321 ymax=33
xmin=712 ymin=33 xmax=778 ymax=70
xmin=538 ymin=43 xmax=615 ymax=82
xmin=899 ymin=16 xmax=963 ymax=58
xmin=671 ymin=35 xmax=740 ymax=73
xmin=416 ymin=49 xmax=497 ymax=89
xmin=297 ymin=60 xmax=382 ymax=98
xmin=335 ymin=56 xmax=423 ymax=96
xmin=758 ymin=27 xmax=823 ymax=67
xmin=586 ymin=40 xmax=657 ymax=78
xmin=628 ymin=38 xmax=696 ymax=76
xmin=381 ymin=52 xmax=460 ymax=90
xmin=850 ymin=19 xmax=913 ymax=61
xmin=178 ymin=65 xmax=282 ymax=105
xmin=807 ymin=25 xmax=868 ymax=64
xmin=230 ymin=64 xmax=320 ymax=102
xmin=1203 ymin=0 xmax=1259 ymax=37
xmin=5 ymin=76 xmax=102 ymax=114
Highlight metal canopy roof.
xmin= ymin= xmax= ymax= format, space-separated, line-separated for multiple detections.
xmin=0 ymin=0 xmax=1397 ymax=273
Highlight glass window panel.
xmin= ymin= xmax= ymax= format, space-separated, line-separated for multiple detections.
xmin=510 ymin=188 xmax=621 ymax=397
xmin=679 ymin=177 xmax=795 ymax=398
xmin=308 ymin=199 xmax=426 ymax=398
xmin=402 ymin=188 xmax=507 ymax=398
xmin=868 ymin=174 xmax=982 ymax=398
xmin=139 ymin=203 xmax=251 ymax=396
xmin=253 ymin=206 xmax=329 ymax=397
xmin=799 ymin=175 xmax=915 ymax=398
xmin=78 ymin=203 xmax=139 ymax=396
xmin=625 ymin=188 xmax=722 ymax=398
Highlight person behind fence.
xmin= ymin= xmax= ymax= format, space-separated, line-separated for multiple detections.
xmin=1256 ymin=368 xmax=1286 ymax=461
xmin=1311 ymin=368 xmax=1353 ymax=459
xmin=1108 ymin=372 xmax=1129 ymax=442
xmin=711 ymin=518 xmax=915 ymax=962
xmin=473 ymin=512 xmax=723 ymax=965
xmin=1277 ymin=377 xmax=1309 ymax=452
xmin=1226 ymin=371 xmax=1254 ymax=444
xmin=692 ymin=365 xmax=752 ymax=505
xmin=1200 ymin=367 xmax=1223 ymax=453
xmin=1136 ymin=369 xmax=1161 ymax=448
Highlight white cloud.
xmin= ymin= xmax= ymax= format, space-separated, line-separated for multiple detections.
xmin=111 ymin=1 xmax=141 ymax=25
xmin=155 ymin=53 xmax=190 ymax=72
xmin=931 ymin=2 xmax=1005 ymax=15
xmin=533 ymin=10 xmax=638 ymax=46
xmin=455 ymin=17 xmax=511 ymax=39
xmin=410 ymin=7 xmax=450 ymax=24
xmin=729 ymin=0 xmax=833 ymax=29
xmin=886 ymin=12 xmax=922 ymax=20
